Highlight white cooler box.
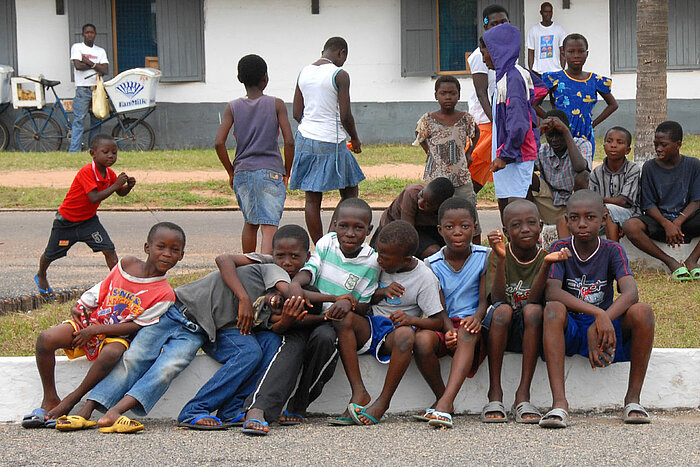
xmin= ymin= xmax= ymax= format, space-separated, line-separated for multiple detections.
xmin=10 ymin=75 xmax=45 ymax=109
xmin=0 ymin=65 xmax=13 ymax=104
xmin=105 ymin=68 xmax=161 ymax=113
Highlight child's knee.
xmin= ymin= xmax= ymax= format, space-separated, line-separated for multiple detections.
xmin=622 ymin=218 xmax=643 ymax=236
xmin=97 ymin=343 xmax=126 ymax=367
xmin=492 ymin=304 xmax=513 ymax=328
xmin=626 ymin=302 xmax=655 ymax=330
xmin=36 ymin=326 xmax=69 ymax=353
xmin=457 ymin=327 xmax=478 ymax=344
xmin=413 ymin=331 xmax=436 ymax=360
xmin=393 ymin=327 xmax=416 ymax=353
xmin=522 ymin=304 xmax=543 ymax=328
xmin=544 ymin=301 xmax=567 ymax=324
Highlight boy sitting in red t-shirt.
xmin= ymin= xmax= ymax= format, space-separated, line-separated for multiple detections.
xmin=35 ymin=135 xmax=136 ymax=298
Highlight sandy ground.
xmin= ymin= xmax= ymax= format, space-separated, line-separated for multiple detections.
xmin=0 ymin=163 xmax=425 ymax=188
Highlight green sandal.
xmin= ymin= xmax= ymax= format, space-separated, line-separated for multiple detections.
xmin=689 ymin=268 xmax=700 ymax=281
xmin=670 ymin=266 xmax=692 ymax=283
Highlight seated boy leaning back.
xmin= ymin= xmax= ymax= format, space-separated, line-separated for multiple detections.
xmin=370 ymin=177 xmax=455 ymax=259
xmin=540 ymin=190 xmax=654 ymax=428
xmin=622 ymin=120 xmax=700 ymax=282
xmin=413 ymin=197 xmax=490 ymax=429
xmin=482 ymin=200 xmax=570 ymax=423
xmin=23 ymin=222 xmax=185 ymax=430
xmin=333 ymin=220 xmax=444 ymax=425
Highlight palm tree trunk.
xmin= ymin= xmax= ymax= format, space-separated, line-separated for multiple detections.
xmin=634 ymin=0 xmax=668 ymax=164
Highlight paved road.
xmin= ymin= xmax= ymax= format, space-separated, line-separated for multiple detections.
xmin=0 ymin=210 xmax=502 ymax=299
xmin=1 ymin=411 xmax=698 ymax=465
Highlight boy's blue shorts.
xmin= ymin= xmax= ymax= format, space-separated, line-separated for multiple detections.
xmin=233 ymin=169 xmax=286 ymax=226
xmin=357 ymin=315 xmax=395 ymax=364
xmin=565 ymin=313 xmax=631 ymax=363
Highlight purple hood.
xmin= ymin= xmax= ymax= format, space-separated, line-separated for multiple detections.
xmin=483 ymin=23 xmax=521 ymax=81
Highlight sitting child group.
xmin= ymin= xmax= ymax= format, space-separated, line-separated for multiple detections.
xmin=23 ymin=16 xmax=698 ymax=435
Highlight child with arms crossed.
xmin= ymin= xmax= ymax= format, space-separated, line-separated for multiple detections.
xmin=540 ymin=190 xmax=654 ymax=428
xmin=332 ymin=221 xmax=444 ymax=426
xmin=23 ymin=222 xmax=185 ymax=430
xmin=413 ymin=198 xmax=490 ymax=429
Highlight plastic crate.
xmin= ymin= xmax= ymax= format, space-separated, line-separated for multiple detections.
xmin=104 ymin=68 xmax=161 ymax=113
xmin=0 ymin=65 xmax=13 ymax=104
xmin=11 ymin=76 xmax=45 ymax=109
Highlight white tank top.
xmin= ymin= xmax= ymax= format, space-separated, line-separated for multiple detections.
xmin=297 ymin=63 xmax=346 ymax=143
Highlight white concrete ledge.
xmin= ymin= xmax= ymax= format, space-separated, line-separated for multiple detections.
xmin=2 ymin=348 xmax=699 ymax=422
xmin=620 ymin=237 xmax=700 ymax=271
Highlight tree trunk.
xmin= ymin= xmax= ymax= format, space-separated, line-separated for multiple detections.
xmin=634 ymin=0 xmax=668 ymax=164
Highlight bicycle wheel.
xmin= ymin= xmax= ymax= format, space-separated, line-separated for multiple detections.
xmin=14 ymin=112 xmax=64 ymax=152
xmin=112 ymin=118 xmax=155 ymax=151
xmin=0 ymin=120 xmax=8 ymax=151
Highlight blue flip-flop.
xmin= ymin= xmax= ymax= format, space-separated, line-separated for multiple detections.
xmin=22 ymin=408 xmax=54 ymax=429
xmin=34 ymin=275 xmax=54 ymax=300
xmin=241 ymin=419 xmax=269 ymax=436
xmin=224 ymin=413 xmax=245 ymax=427
xmin=177 ymin=414 xmax=226 ymax=431
xmin=279 ymin=410 xmax=304 ymax=426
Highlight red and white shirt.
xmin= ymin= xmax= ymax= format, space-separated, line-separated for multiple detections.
xmin=58 ymin=162 xmax=116 ymax=222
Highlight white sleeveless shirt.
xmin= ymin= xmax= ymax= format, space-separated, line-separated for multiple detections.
xmin=297 ymin=63 xmax=346 ymax=143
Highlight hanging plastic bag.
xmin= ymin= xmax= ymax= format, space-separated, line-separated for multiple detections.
xmin=91 ymin=75 xmax=109 ymax=119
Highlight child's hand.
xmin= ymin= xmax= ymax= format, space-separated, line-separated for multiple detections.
xmin=335 ymin=293 xmax=358 ymax=310
xmin=324 ymin=299 xmax=352 ymax=321
xmin=71 ymin=327 xmax=97 ymax=348
xmin=586 ymin=326 xmax=615 ymax=369
xmin=544 ymin=247 xmax=572 ymax=264
xmin=236 ymin=298 xmax=254 ymax=335
xmin=460 ymin=315 xmax=481 ymax=334
xmin=664 ymin=219 xmax=685 ymax=248
xmin=114 ymin=172 xmax=128 ymax=188
xmin=389 ymin=310 xmax=414 ymax=327
xmin=126 ymin=176 xmax=136 ymax=189
xmin=491 ymin=158 xmax=506 ymax=172
xmin=487 ymin=230 xmax=507 ymax=258
xmin=350 ymin=138 xmax=362 ymax=154
xmin=445 ymin=329 xmax=458 ymax=351
xmin=228 ymin=173 xmax=234 ymax=190
xmin=280 ymin=295 xmax=307 ymax=326
xmin=593 ymin=311 xmax=616 ymax=352
xmin=70 ymin=304 xmax=90 ymax=327
xmin=378 ymin=282 xmax=405 ymax=301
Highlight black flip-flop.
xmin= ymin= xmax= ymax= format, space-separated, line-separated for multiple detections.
xmin=241 ymin=419 xmax=269 ymax=436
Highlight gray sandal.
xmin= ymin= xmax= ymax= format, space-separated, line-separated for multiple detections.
xmin=539 ymin=408 xmax=569 ymax=428
xmin=512 ymin=401 xmax=542 ymax=424
xmin=622 ymin=403 xmax=651 ymax=424
xmin=480 ymin=400 xmax=508 ymax=423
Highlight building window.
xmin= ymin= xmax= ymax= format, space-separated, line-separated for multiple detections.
xmin=437 ymin=0 xmax=478 ymax=74
xmin=115 ymin=0 xmax=157 ymax=73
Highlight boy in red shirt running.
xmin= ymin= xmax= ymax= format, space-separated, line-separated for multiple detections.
xmin=35 ymin=135 xmax=135 ymax=298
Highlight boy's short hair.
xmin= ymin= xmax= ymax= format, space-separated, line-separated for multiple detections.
xmin=563 ymin=33 xmax=588 ymax=50
xmin=426 ymin=177 xmax=455 ymax=202
xmin=482 ymin=4 xmax=509 ymax=22
xmin=435 ymin=75 xmax=460 ymax=93
xmin=377 ymin=220 xmax=419 ymax=257
xmin=655 ymin=120 xmax=683 ymax=142
xmin=323 ymin=36 xmax=348 ymax=52
xmin=541 ymin=2 xmax=553 ymax=9
xmin=438 ymin=197 xmax=477 ymax=224
xmin=566 ymin=189 xmax=604 ymax=214
xmin=503 ymin=199 xmax=539 ymax=226
xmin=82 ymin=23 xmax=96 ymax=33
xmin=544 ymin=108 xmax=570 ymax=127
xmin=336 ymin=197 xmax=372 ymax=224
xmin=147 ymin=221 xmax=186 ymax=247
xmin=605 ymin=126 xmax=632 ymax=146
xmin=237 ymin=54 xmax=267 ymax=87
xmin=273 ymin=224 xmax=310 ymax=251
xmin=90 ymin=134 xmax=115 ymax=149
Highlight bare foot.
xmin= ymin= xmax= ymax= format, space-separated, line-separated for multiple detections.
xmin=192 ymin=416 xmax=220 ymax=427
xmin=39 ymin=397 xmax=61 ymax=420
xmin=354 ymin=400 xmax=389 ymax=425
xmin=279 ymin=411 xmax=304 ymax=424
xmin=243 ymin=408 xmax=269 ymax=434
xmin=46 ymin=395 xmax=80 ymax=419
xmin=97 ymin=408 xmax=122 ymax=428
xmin=340 ymin=391 xmax=371 ymax=419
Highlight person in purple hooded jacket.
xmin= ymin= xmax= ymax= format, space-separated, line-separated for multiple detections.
xmin=480 ymin=23 xmax=548 ymax=220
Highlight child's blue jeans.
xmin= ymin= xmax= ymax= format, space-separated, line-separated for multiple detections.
xmin=178 ymin=329 xmax=281 ymax=423
xmin=87 ymin=304 xmax=205 ymax=416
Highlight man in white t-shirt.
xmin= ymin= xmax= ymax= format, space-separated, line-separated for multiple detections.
xmin=526 ymin=2 xmax=566 ymax=75
xmin=69 ymin=23 xmax=109 ymax=152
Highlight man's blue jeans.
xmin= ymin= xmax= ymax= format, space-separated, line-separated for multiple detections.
xmin=88 ymin=304 xmax=205 ymax=416
xmin=69 ymin=86 xmax=97 ymax=152
xmin=178 ymin=329 xmax=281 ymax=423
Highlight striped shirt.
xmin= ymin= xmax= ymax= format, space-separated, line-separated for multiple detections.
xmin=302 ymin=232 xmax=380 ymax=311
xmin=589 ymin=157 xmax=641 ymax=216
xmin=535 ymin=138 xmax=593 ymax=206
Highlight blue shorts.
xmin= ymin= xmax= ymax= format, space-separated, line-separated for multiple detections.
xmin=564 ymin=313 xmax=631 ymax=363
xmin=233 ymin=169 xmax=286 ymax=225
xmin=357 ymin=315 xmax=395 ymax=364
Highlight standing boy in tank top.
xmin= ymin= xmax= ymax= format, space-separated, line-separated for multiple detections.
xmin=288 ymin=37 xmax=365 ymax=244
xmin=215 ymin=54 xmax=295 ymax=255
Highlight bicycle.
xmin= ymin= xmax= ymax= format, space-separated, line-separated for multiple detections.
xmin=12 ymin=77 xmax=155 ymax=152
xmin=0 ymin=102 xmax=9 ymax=151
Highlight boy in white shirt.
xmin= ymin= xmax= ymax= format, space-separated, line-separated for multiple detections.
xmin=69 ymin=23 xmax=109 ymax=152
xmin=526 ymin=2 xmax=566 ymax=75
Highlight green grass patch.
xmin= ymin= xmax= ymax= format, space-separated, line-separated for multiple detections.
xmin=1 ymin=267 xmax=695 ymax=356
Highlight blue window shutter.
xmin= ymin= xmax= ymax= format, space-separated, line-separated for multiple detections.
xmin=156 ymin=0 xmax=205 ymax=82
xmin=401 ymin=0 xmax=437 ymax=77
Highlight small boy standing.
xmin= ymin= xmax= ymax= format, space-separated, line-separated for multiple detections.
xmin=623 ymin=121 xmax=700 ymax=281
xmin=541 ymin=190 xmax=654 ymax=428
xmin=23 ymin=222 xmax=185 ymax=430
xmin=215 ymin=54 xmax=295 ymax=255
xmin=370 ymin=177 xmax=454 ymax=259
xmin=333 ymin=221 xmax=444 ymax=426
xmin=589 ymin=126 xmax=641 ymax=242
xmin=35 ymin=135 xmax=135 ymax=298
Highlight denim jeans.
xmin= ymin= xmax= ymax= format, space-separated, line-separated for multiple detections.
xmin=88 ymin=304 xmax=205 ymax=416
xmin=178 ymin=329 xmax=281 ymax=423
xmin=69 ymin=86 xmax=97 ymax=152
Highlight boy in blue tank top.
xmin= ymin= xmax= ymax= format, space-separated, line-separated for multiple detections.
xmin=215 ymin=54 xmax=295 ymax=255
xmin=540 ymin=190 xmax=654 ymax=428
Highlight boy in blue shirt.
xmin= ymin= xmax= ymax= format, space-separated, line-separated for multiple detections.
xmin=622 ymin=121 xmax=700 ymax=282
xmin=541 ymin=190 xmax=654 ymax=428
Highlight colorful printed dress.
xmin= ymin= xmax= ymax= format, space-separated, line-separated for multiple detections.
xmin=542 ymin=71 xmax=612 ymax=154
